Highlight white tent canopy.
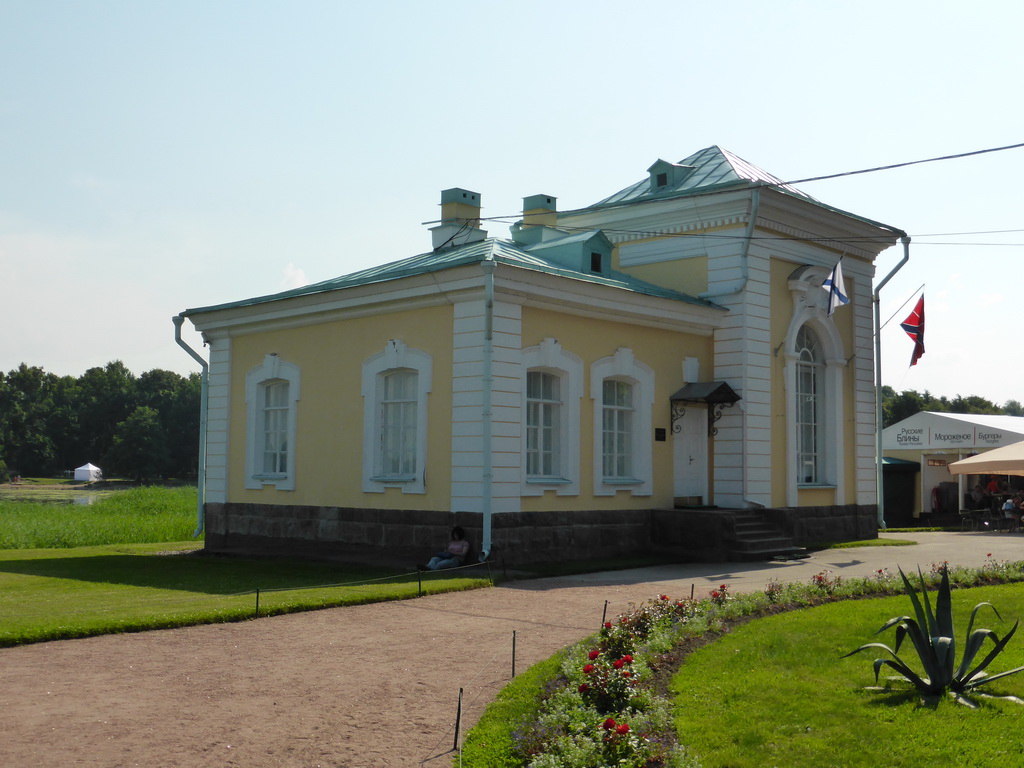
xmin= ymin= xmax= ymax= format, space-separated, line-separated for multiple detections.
xmin=949 ymin=441 xmax=1024 ymax=477
xmin=74 ymin=463 xmax=102 ymax=482
xmin=882 ymin=412 xmax=1024 ymax=451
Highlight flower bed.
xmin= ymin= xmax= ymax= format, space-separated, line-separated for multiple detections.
xmin=483 ymin=558 xmax=1024 ymax=768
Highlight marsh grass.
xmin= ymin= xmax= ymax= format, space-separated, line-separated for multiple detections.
xmin=0 ymin=486 xmax=197 ymax=548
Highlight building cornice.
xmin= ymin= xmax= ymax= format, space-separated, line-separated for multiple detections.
xmin=190 ymin=261 xmax=725 ymax=341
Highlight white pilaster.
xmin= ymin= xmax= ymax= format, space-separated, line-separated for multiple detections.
xmin=204 ymin=337 xmax=231 ymax=504
xmin=450 ymin=299 xmax=523 ymax=513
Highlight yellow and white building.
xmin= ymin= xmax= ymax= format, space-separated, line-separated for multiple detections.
xmin=181 ymin=147 xmax=905 ymax=564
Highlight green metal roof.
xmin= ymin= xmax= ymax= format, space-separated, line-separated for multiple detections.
xmin=582 ymin=145 xmax=906 ymax=236
xmin=185 ymin=237 xmax=722 ymax=316
xmin=590 ymin=146 xmax=814 ymax=207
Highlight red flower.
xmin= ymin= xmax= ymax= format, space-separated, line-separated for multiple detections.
xmin=583 ymin=664 xmax=595 ymax=674
xmin=602 ymin=717 xmax=617 ymax=730
xmin=613 ymin=658 xmax=625 ymax=669
xmin=720 ymin=584 xmax=728 ymax=590
xmin=659 ymin=594 xmax=669 ymax=600
xmin=616 ymin=722 xmax=630 ymax=734
xmin=604 ymin=621 xmax=612 ymax=629
xmin=710 ymin=591 xmax=720 ymax=599
xmin=588 ymin=649 xmax=600 ymax=660
xmin=621 ymin=670 xmax=632 ymax=677
xmin=621 ymin=654 xmax=633 ymax=663
xmin=578 ymin=683 xmax=589 ymax=693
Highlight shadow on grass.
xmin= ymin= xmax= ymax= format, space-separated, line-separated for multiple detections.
xmin=0 ymin=550 xmax=417 ymax=594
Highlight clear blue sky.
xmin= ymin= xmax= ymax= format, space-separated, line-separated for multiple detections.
xmin=2 ymin=0 xmax=1021 ymax=406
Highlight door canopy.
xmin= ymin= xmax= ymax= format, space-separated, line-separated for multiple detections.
xmin=670 ymin=381 xmax=741 ymax=437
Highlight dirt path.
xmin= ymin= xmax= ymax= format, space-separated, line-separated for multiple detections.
xmin=0 ymin=532 xmax=1018 ymax=767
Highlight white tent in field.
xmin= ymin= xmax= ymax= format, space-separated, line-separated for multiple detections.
xmin=74 ymin=463 xmax=102 ymax=482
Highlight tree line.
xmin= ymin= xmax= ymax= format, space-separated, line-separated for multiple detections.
xmin=0 ymin=361 xmax=200 ymax=483
xmin=0 ymin=362 xmax=1018 ymax=483
xmin=881 ymin=386 xmax=1023 ymax=428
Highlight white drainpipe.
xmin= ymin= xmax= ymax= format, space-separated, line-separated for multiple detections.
xmin=873 ymin=236 xmax=911 ymax=528
xmin=479 ymin=258 xmax=496 ymax=561
xmin=173 ymin=314 xmax=209 ymax=538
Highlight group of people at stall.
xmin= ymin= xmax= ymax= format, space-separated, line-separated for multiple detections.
xmin=969 ymin=476 xmax=1024 ymax=532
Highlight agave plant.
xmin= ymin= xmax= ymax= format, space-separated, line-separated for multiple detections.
xmin=844 ymin=565 xmax=1024 ymax=706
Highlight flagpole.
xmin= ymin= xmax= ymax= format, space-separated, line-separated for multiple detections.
xmin=873 ymin=235 xmax=911 ymax=529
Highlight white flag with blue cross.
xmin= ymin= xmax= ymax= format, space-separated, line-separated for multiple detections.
xmin=822 ymin=260 xmax=849 ymax=316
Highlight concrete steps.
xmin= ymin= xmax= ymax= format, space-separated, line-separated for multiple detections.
xmin=729 ymin=510 xmax=806 ymax=561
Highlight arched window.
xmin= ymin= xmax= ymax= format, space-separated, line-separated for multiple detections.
xmin=784 ymin=264 xmax=849 ymax=504
xmin=795 ymin=325 xmax=823 ymax=484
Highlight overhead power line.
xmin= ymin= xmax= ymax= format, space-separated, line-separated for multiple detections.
xmin=470 ymin=141 xmax=1024 ymax=243
xmin=783 ymin=141 xmax=1024 ymax=185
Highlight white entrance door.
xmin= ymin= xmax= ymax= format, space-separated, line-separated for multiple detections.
xmin=674 ymin=406 xmax=708 ymax=502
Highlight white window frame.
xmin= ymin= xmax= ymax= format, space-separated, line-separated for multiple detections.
xmin=521 ymin=339 xmax=582 ymax=496
xmin=245 ymin=354 xmax=300 ymax=491
xmin=362 ymin=340 xmax=432 ymax=494
xmin=591 ymin=348 xmax=654 ymax=496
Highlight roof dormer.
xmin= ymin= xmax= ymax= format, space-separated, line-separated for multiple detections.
xmin=525 ymin=230 xmax=614 ymax=275
xmin=647 ymin=159 xmax=695 ymax=193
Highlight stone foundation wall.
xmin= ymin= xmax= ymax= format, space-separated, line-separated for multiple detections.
xmin=762 ymin=504 xmax=879 ymax=543
xmin=203 ymin=502 xmax=878 ymax=565
xmin=649 ymin=508 xmax=736 ymax=561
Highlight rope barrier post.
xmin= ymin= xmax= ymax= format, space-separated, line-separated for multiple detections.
xmin=690 ymin=583 xmax=695 ymax=601
xmin=452 ymin=687 xmax=464 ymax=752
xmin=417 ymin=569 xmax=423 ymax=597
xmin=601 ymin=599 xmax=609 ymax=628
xmin=511 ymin=630 xmax=517 ymax=678
xmin=255 ymin=588 xmax=260 ymax=619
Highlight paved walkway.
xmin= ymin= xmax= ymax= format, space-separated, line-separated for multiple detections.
xmin=1 ymin=531 xmax=1021 ymax=767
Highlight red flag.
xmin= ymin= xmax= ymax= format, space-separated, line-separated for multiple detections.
xmin=900 ymin=295 xmax=925 ymax=366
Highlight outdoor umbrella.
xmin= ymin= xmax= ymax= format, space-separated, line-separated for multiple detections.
xmin=948 ymin=440 xmax=1024 ymax=477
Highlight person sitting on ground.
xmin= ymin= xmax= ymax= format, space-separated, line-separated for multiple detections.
xmin=421 ymin=526 xmax=470 ymax=571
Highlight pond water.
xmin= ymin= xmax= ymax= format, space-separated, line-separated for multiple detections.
xmin=1 ymin=492 xmax=108 ymax=505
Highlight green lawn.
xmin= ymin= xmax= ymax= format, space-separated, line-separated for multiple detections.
xmin=0 ymin=542 xmax=491 ymax=646
xmin=672 ymin=585 xmax=1024 ymax=767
